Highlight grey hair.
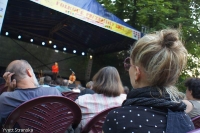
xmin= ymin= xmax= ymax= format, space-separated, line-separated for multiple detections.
xmin=6 ymin=60 xmax=32 ymax=81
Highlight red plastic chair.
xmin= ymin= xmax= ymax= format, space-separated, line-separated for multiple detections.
xmin=3 ymin=96 xmax=82 ymax=133
xmin=192 ymin=115 xmax=200 ymax=129
xmin=81 ymin=106 xmax=119 ymax=133
xmin=187 ymin=128 xmax=200 ymax=133
xmin=0 ymin=84 xmax=7 ymax=95
xmin=62 ymin=92 xmax=79 ymax=101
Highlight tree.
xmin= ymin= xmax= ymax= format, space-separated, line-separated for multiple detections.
xmin=96 ymin=0 xmax=200 ymax=91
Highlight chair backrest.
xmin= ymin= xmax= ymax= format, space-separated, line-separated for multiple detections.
xmin=192 ymin=115 xmax=200 ymax=129
xmin=0 ymin=84 xmax=7 ymax=95
xmin=187 ymin=128 xmax=200 ymax=133
xmin=81 ymin=106 xmax=119 ymax=133
xmin=62 ymin=91 xmax=79 ymax=101
xmin=4 ymin=96 xmax=82 ymax=133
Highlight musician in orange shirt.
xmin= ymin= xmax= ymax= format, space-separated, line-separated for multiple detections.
xmin=69 ymin=72 xmax=76 ymax=84
xmin=52 ymin=62 xmax=59 ymax=80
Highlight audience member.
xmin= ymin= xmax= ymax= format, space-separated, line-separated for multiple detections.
xmin=72 ymin=84 xmax=81 ymax=93
xmin=0 ymin=60 xmax=61 ymax=125
xmin=75 ymin=66 xmax=126 ymax=130
xmin=123 ymin=86 xmax=129 ymax=94
xmin=86 ymin=81 xmax=93 ymax=89
xmin=182 ymin=78 xmax=200 ymax=118
xmin=103 ymin=29 xmax=194 ymax=133
xmin=41 ymin=76 xmax=52 ymax=87
xmin=77 ymin=81 xmax=95 ymax=98
xmin=60 ymin=79 xmax=71 ymax=92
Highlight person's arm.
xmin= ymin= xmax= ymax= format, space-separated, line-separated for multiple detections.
xmin=182 ymin=100 xmax=193 ymax=113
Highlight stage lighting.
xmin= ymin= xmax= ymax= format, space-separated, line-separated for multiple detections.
xmin=42 ymin=42 xmax=45 ymax=45
xmin=90 ymin=55 xmax=93 ymax=59
xmin=30 ymin=39 xmax=33 ymax=42
xmin=5 ymin=32 xmax=9 ymax=36
xmin=82 ymin=52 xmax=85 ymax=55
xmin=18 ymin=35 xmax=21 ymax=39
xmin=49 ymin=40 xmax=52 ymax=44
xmin=63 ymin=47 xmax=67 ymax=51
xmin=73 ymin=50 xmax=76 ymax=53
xmin=53 ymin=45 xmax=56 ymax=48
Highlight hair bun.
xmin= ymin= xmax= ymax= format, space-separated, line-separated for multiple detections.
xmin=162 ymin=31 xmax=179 ymax=48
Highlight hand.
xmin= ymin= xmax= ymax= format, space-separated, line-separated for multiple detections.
xmin=3 ymin=72 xmax=16 ymax=92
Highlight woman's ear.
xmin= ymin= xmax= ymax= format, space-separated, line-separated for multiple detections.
xmin=135 ymin=66 xmax=141 ymax=81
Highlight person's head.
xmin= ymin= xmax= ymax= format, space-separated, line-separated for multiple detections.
xmin=6 ymin=60 xmax=39 ymax=87
xmin=92 ymin=66 xmax=124 ymax=97
xmin=55 ymin=78 xmax=63 ymax=86
xmin=62 ymin=79 xmax=69 ymax=86
xmin=123 ymin=86 xmax=129 ymax=94
xmin=185 ymin=78 xmax=200 ymax=100
xmin=127 ymin=29 xmax=187 ymax=101
xmin=44 ymin=76 xmax=52 ymax=85
xmin=86 ymin=81 xmax=93 ymax=89
xmin=55 ymin=62 xmax=58 ymax=66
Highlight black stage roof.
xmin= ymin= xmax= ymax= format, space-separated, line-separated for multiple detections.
xmin=1 ymin=0 xmax=137 ymax=55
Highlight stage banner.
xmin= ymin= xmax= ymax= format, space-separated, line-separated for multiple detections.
xmin=0 ymin=0 xmax=8 ymax=34
xmin=30 ymin=0 xmax=141 ymax=40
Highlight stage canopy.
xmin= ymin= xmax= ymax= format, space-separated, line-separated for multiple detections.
xmin=1 ymin=0 xmax=141 ymax=55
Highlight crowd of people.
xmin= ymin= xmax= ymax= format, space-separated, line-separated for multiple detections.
xmin=0 ymin=29 xmax=200 ymax=133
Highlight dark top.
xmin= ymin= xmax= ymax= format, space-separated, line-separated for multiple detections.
xmin=103 ymin=106 xmax=167 ymax=133
xmin=103 ymin=86 xmax=195 ymax=133
xmin=0 ymin=87 xmax=62 ymax=123
xmin=79 ymin=88 xmax=95 ymax=96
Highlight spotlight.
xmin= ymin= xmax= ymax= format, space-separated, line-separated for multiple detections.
xmin=5 ymin=32 xmax=9 ymax=36
xmin=90 ymin=55 xmax=93 ymax=59
xmin=82 ymin=52 xmax=85 ymax=55
xmin=53 ymin=45 xmax=56 ymax=48
xmin=30 ymin=39 xmax=33 ymax=42
xmin=42 ymin=42 xmax=45 ymax=45
xmin=73 ymin=50 xmax=76 ymax=53
xmin=18 ymin=35 xmax=21 ymax=39
xmin=63 ymin=47 xmax=67 ymax=51
xmin=49 ymin=40 xmax=52 ymax=44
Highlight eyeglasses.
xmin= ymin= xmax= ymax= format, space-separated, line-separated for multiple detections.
xmin=123 ymin=57 xmax=132 ymax=71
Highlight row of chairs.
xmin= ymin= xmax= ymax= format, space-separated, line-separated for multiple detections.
xmin=1 ymin=84 xmax=200 ymax=133
xmin=1 ymin=95 xmax=118 ymax=133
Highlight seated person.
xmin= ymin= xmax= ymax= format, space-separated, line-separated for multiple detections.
xmin=182 ymin=78 xmax=200 ymax=118
xmin=60 ymin=79 xmax=71 ymax=92
xmin=103 ymin=29 xmax=194 ymax=133
xmin=41 ymin=76 xmax=52 ymax=87
xmin=123 ymin=86 xmax=130 ymax=94
xmin=72 ymin=84 xmax=81 ymax=93
xmin=75 ymin=66 xmax=126 ymax=129
xmin=78 ymin=81 xmax=95 ymax=97
xmin=0 ymin=60 xmax=62 ymax=125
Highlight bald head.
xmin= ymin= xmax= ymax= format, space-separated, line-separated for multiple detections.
xmin=6 ymin=60 xmax=33 ymax=81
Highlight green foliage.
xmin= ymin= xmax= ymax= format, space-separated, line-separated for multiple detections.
xmin=95 ymin=0 xmax=200 ymax=90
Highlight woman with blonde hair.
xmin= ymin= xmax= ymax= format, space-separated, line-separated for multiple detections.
xmin=103 ymin=29 xmax=195 ymax=133
xmin=75 ymin=66 xmax=126 ymax=129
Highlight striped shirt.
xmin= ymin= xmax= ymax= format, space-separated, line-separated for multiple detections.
xmin=75 ymin=93 xmax=126 ymax=128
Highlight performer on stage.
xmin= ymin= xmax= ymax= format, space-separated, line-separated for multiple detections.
xmin=69 ymin=72 xmax=76 ymax=84
xmin=52 ymin=62 xmax=59 ymax=80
